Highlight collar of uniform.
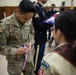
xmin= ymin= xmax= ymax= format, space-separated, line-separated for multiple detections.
xmin=12 ymin=12 xmax=22 ymax=28
xmin=50 ymin=9 xmax=56 ymax=11
xmin=56 ymin=43 xmax=68 ymax=48
xmin=37 ymin=1 xmax=44 ymax=7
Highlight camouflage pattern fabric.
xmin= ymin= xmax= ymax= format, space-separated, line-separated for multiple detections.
xmin=0 ymin=13 xmax=34 ymax=75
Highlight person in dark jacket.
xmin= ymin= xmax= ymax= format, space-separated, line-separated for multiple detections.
xmin=32 ymin=0 xmax=48 ymax=74
xmin=47 ymin=4 xmax=57 ymax=18
xmin=47 ymin=4 xmax=57 ymax=47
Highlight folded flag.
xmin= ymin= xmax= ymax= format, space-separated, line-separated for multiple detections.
xmin=43 ymin=12 xmax=59 ymax=26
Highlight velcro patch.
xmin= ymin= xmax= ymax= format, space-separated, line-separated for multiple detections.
xmin=41 ymin=60 xmax=49 ymax=69
xmin=38 ymin=69 xmax=44 ymax=75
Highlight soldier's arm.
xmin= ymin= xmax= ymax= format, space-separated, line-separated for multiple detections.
xmin=38 ymin=53 xmax=60 ymax=75
xmin=32 ymin=6 xmax=47 ymax=31
xmin=38 ymin=59 xmax=51 ymax=75
xmin=0 ymin=21 xmax=17 ymax=55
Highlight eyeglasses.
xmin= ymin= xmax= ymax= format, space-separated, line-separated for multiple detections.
xmin=51 ymin=27 xmax=55 ymax=32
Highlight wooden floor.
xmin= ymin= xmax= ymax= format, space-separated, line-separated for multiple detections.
xmin=0 ymin=42 xmax=54 ymax=75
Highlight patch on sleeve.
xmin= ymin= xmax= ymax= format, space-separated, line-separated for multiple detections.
xmin=41 ymin=60 xmax=50 ymax=70
xmin=35 ymin=13 xmax=39 ymax=18
xmin=38 ymin=69 xmax=44 ymax=75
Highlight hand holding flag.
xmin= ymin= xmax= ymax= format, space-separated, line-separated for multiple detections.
xmin=43 ymin=12 xmax=59 ymax=26
xmin=22 ymin=43 xmax=31 ymax=71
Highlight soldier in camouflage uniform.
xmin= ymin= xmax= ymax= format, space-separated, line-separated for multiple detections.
xmin=0 ymin=0 xmax=35 ymax=75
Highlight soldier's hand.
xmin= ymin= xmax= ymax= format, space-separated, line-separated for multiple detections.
xmin=16 ymin=46 xmax=31 ymax=55
xmin=26 ymin=42 xmax=31 ymax=50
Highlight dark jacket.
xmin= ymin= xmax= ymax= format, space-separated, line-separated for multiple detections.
xmin=32 ymin=2 xmax=48 ymax=44
xmin=46 ymin=9 xmax=57 ymax=18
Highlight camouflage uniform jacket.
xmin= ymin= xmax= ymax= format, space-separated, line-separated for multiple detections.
xmin=0 ymin=13 xmax=34 ymax=62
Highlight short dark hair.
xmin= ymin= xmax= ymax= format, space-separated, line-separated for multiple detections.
xmin=55 ymin=10 xmax=76 ymax=42
xmin=51 ymin=4 xmax=56 ymax=7
xmin=18 ymin=0 xmax=35 ymax=14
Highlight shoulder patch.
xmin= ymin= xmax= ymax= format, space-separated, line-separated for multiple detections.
xmin=35 ymin=13 xmax=39 ymax=18
xmin=41 ymin=60 xmax=50 ymax=70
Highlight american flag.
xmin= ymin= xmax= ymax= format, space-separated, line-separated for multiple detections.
xmin=43 ymin=12 xmax=59 ymax=26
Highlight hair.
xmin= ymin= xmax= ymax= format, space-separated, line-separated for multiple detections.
xmin=18 ymin=0 xmax=35 ymax=14
xmin=55 ymin=10 xmax=76 ymax=43
xmin=51 ymin=4 xmax=56 ymax=7
xmin=55 ymin=10 xmax=76 ymax=65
